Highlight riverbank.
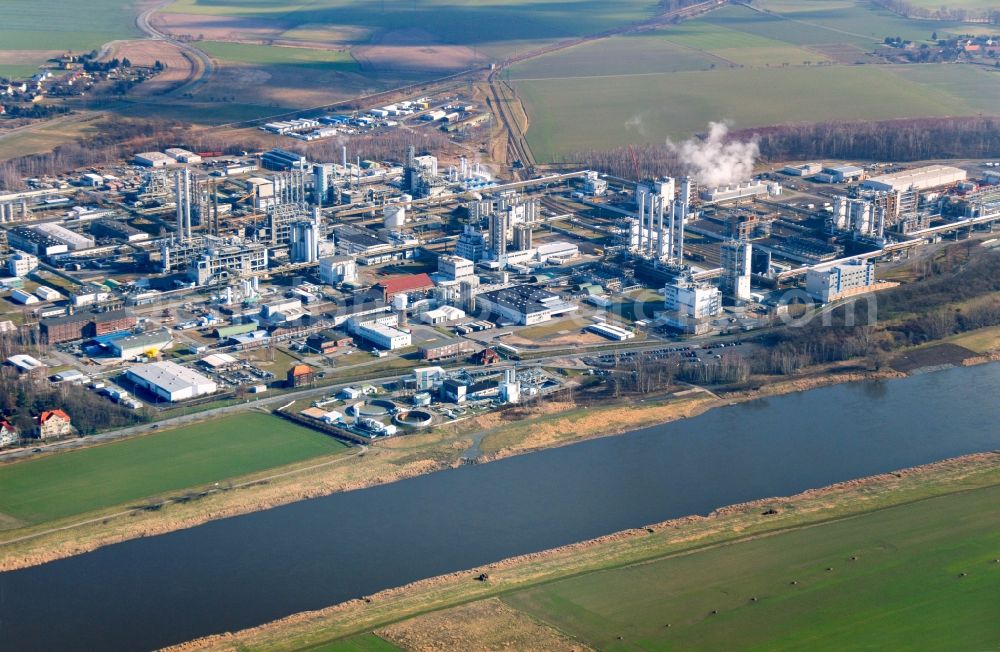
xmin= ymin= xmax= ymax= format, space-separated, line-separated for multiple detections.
xmin=167 ymin=450 xmax=1000 ymax=651
xmin=0 ymin=352 xmax=992 ymax=572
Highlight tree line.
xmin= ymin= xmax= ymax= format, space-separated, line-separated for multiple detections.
xmin=872 ymin=0 xmax=1000 ymax=24
xmin=568 ymin=117 xmax=1000 ymax=180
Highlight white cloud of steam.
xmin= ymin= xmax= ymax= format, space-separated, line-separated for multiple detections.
xmin=624 ymin=114 xmax=646 ymax=136
xmin=667 ymin=122 xmax=758 ymax=188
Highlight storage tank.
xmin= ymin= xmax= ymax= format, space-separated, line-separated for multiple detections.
xmin=384 ymin=204 xmax=406 ymax=229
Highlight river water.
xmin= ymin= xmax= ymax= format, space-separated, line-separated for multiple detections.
xmin=1 ymin=364 xmax=998 ymax=651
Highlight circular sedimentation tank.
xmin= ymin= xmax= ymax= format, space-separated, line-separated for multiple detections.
xmin=350 ymin=399 xmax=397 ymax=417
xmin=394 ymin=409 xmax=433 ymax=428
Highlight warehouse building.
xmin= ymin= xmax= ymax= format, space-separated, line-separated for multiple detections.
xmin=33 ymin=223 xmax=95 ymax=251
xmin=420 ymin=339 xmax=477 ymax=361
xmin=125 ymin=361 xmax=217 ymax=402
xmin=91 ymin=219 xmax=149 ymax=243
xmin=437 ymin=254 xmax=474 ymax=281
xmin=106 ymin=328 xmax=173 ymax=360
xmin=816 ymin=165 xmax=865 ymax=184
xmin=8 ymin=227 xmax=68 ymax=257
xmin=261 ymin=148 xmax=308 ymax=171
xmin=164 ymin=148 xmax=202 ymax=164
xmin=861 ymin=165 xmax=967 ymax=193
xmin=348 ymin=313 xmax=412 ymax=350
xmin=133 ymin=152 xmax=176 ymax=168
xmin=476 ymin=285 xmax=578 ymax=325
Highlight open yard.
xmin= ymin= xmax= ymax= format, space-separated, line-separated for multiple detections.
xmin=503 ymin=483 xmax=1000 ymax=650
xmin=0 ymin=412 xmax=346 ymax=529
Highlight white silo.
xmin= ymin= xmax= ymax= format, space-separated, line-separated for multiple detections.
xmin=384 ymin=204 xmax=406 ymax=229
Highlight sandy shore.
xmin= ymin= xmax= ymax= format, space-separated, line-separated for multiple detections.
xmin=0 ymin=360 xmax=989 ymax=572
xmin=165 ymin=450 xmax=1000 ymax=651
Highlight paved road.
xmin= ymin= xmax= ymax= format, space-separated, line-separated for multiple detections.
xmin=134 ymin=0 xmax=215 ymax=96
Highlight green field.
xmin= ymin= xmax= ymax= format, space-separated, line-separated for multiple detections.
xmin=0 ymin=412 xmax=347 ymax=528
xmin=503 ymin=484 xmax=1000 ymax=650
xmin=197 ymin=41 xmax=359 ymax=70
xmin=315 ymin=635 xmax=401 ymax=652
xmin=518 ymin=64 xmax=995 ymax=158
xmin=165 ymin=0 xmax=659 ymax=54
xmin=510 ymin=0 xmax=999 ymax=160
xmin=0 ymin=0 xmax=140 ymax=78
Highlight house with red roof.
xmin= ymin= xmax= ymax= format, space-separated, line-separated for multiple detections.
xmin=0 ymin=419 xmax=18 ymax=448
xmin=35 ymin=409 xmax=73 ymax=440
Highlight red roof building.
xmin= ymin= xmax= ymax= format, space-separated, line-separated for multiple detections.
xmin=287 ymin=364 xmax=315 ymax=387
xmin=36 ymin=409 xmax=73 ymax=440
xmin=375 ymin=273 xmax=434 ymax=301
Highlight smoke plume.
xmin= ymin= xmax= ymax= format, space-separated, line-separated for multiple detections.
xmin=668 ymin=122 xmax=758 ymax=188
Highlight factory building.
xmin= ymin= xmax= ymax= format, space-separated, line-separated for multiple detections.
xmin=420 ymin=306 xmax=466 ymax=325
xmin=34 ymin=285 xmax=62 ymax=302
xmin=831 ymin=196 xmax=885 ymax=238
xmin=106 ymin=327 xmax=173 ymax=360
xmin=660 ymin=275 xmax=722 ymax=334
xmin=40 ymin=309 xmax=136 ymax=344
xmin=720 ymin=240 xmax=752 ymax=302
xmin=189 ymin=240 xmax=268 ymax=285
xmin=91 ymin=219 xmax=149 ymax=242
xmin=11 ymin=289 xmax=38 ymax=305
xmin=7 ymin=252 xmax=38 ymax=277
xmin=476 ymin=285 xmax=578 ymax=325
xmin=375 ymin=273 xmax=434 ymax=302
xmin=512 ymin=224 xmax=533 ymax=252
xmin=413 ymin=366 xmax=446 ymax=390
xmin=806 ymin=260 xmax=877 ymax=303
xmin=699 ymin=180 xmax=774 ymax=204
xmin=455 ymin=225 xmax=487 ymax=262
xmin=349 ymin=313 xmax=412 ymax=350
xmin=582 ymin=170 xmax=608 ymax=196
xmin=133 ymin=152 xmax=175 ymax=168
xmin=535 ymin=241 xmax=579 ymax=263
xmin=125 ymin=361 xmax=218 ymax=402
xmin=781 ymin=163 xmax=822 ymax=177
xmin=862 ymin=165 xmax=967 ymax=193
xmin=420 ymin=339 xmax=477 ymax=361
xmin=437 ymin=254 xmax=474 ymax=281
xmin=319 ymin=255 xmax=358 ymax=285
xmin=815 ymin=165 xmax=865 ymax=184
xmin=7 ymin=227 xmax=68 ymax=256
xmin=33 ymin=222 xmax=95 ymax=251
xmin=261 ymin=148 xmax=308 ymax=171
xmin=332 ymin=225 xmax=394 ymax=259
xmin=164 ymin=148 xmax=202 ymax=164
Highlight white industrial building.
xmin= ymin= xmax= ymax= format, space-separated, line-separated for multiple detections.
xmin=133 ymin=152 xmax=176 ymax=168
xmin=862 ymin=165 xmax=967 ymax=193
xmin=535 ymin=241 xmax=579 ymax=262
xmin=33 ymin=223 xmax=95 ymax=251
xmin=437 ymin=254 xmax=474 ymax=281
xmin=413 ymin=366 xmax=446 ymax=390
xmin=664 ymin=276 xmax=722 ymax=319
xmin=720 ymin=240 xmax=752 ymax=302
xmin=125 ymin=360 xmax=217 ymax=402
xmin=319 ymin=255 xmax=358 ymax=285
xmin=107 ymin=328 xmax=173 ymax=360
xmin=806 ymin=260 xmax=878 ymax=303
xmin=420 ymin=305 xmax=466 ymax=325
xmin=34 ymin=285 xmax=62 ymax=302
xmin=349 ymin=313 xmax=412 ymax=350
xmin=10 ymin=288 xmax=38 ymax=305
xmin=164 ymin=148 xmax=202 ymax=164
xmin=7 ymin=252 xmax=38 ymax=277
xmin=699 ymin=180 xmax=774 ymax=204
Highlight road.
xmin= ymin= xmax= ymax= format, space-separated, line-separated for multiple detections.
xmin=134 ymin=0 xmax=215 ymax=97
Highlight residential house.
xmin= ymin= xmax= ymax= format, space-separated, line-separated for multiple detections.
xmin=35 ymin=409 xmax=73 ymax=440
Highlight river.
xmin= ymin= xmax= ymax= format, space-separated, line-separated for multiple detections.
xmin=1 ymin=364 xmax=998 ymax=651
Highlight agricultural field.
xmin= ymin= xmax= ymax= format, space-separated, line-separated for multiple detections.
xmin=513 ymin=0 xmax=1000 ymax=160
xmin=0 ymin=412 xmax=347 ymax=529
xmin=497 ymin=484 xmax=1000 ymax=650
xmin=0 ymin=0 xmax=140 ymax=78
xmin=518 ymin=64 xmax=994 ymax=159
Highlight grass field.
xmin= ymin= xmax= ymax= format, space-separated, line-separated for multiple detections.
xmin=0 ymin=412 xmax=346 ymax=528
xmin=503 ymin=484 xmax=1000 ymax=650
xmin=163 ymin=0 xmax=659 ymax=53
xmin=511 ymin=0 xmax=998 ymax=160
xmin=0 ymin=0 xmax=140 ymax=76
xmin=314 ymin=634 xmax=401 ymax=652
xmin=197 ymin=41 xmax=359 ymax=70
xmin=518 ymin=63 xmax=993 ymax=159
